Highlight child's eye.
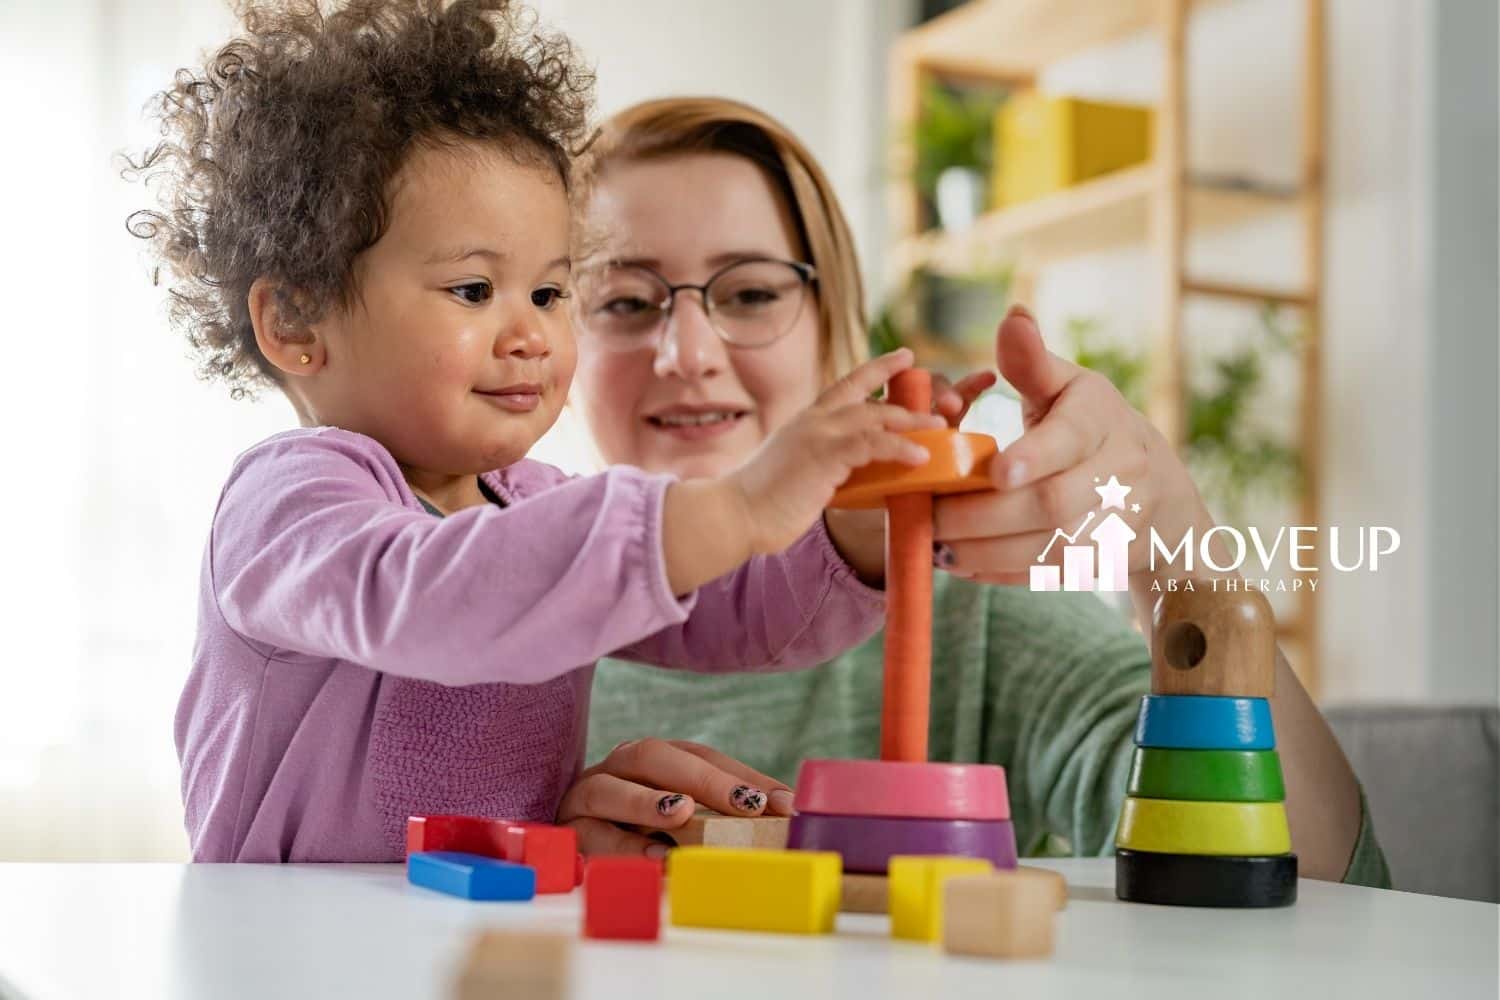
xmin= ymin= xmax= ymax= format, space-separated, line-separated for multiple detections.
xmin=449 ymin=281 xmax=493 ymax=305
xmin=531 ymin=285 xmax=569 ymax=310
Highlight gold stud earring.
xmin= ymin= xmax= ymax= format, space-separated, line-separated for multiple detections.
xmin=299 ymin=353 xmax=311 ymax=365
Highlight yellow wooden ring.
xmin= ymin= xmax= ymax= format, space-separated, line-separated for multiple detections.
xmin=1114 ymin=797 xmax=1290 ymax=855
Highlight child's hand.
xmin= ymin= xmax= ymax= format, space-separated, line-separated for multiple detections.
xmin=726 ymin=348 xmax=946 ymax=558
xmin=557 ymin=738 xmax=792 ymax=857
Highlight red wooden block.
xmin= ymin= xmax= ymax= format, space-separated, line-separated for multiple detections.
xmin=583 ymin=857 xmax=662 ymax=940
xmin=406 ymin=815 xmax=509 ymax=859
xmin=502 ymin=823 xmax=578 ymax=895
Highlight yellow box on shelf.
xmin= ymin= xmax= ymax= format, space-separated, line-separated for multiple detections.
xmin=994 ymin=93 xmax=1153 ymax=208
xmin=888 ymin=855 xmax=994 ymax=942
xmin=667 ymin=847 xmax=841 ymax=934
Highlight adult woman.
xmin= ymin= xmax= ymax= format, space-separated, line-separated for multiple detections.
xmin=571 ymin=97 xmax=1387 ymax=884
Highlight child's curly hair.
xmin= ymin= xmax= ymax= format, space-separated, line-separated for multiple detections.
xmin=127 ymin=0 xmax=594 ymax=399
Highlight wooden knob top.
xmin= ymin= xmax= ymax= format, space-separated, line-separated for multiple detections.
xmin=1149 ymin=588 xmax=1276 ymax=698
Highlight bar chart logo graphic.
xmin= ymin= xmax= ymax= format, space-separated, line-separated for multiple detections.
xmin=1030 ymin=475 xmax=1138 ymax=592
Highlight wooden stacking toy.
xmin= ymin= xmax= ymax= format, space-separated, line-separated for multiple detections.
xmin=788 ymin=370 xmax=1019 ymax=885
xmin=1114 ymin=588 xmax=1298 ymax=907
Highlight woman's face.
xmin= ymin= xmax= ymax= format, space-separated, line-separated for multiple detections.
xmin=571 ymin=152 xmax=823 ymax=479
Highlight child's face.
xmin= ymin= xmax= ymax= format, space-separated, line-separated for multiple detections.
xmin=303 ymin=141 xmax=576 ymax=476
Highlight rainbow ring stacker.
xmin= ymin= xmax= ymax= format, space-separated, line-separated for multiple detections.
xmin=1133 ymin=695 xmax=1275 ymax=750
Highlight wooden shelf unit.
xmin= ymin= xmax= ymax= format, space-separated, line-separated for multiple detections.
xmin=888 ymin=0 xmax=1327 ymax=694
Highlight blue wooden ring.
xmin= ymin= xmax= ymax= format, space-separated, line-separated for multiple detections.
xmin=1134 ymin=695 xmax=1274 ymax=750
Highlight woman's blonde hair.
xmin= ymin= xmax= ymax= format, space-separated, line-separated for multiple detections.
xmin=576 ymin=97 xmax=868 ymax=384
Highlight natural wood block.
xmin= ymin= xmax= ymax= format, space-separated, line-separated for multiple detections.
xmin=888 ymin=855 xmax=994 ymax=941
xmin=1114 ymin=797 xmax=1291 ymax=855
xmin=1151 ymin=589 xmax=1276 ymax=698
xmin=666 ymin=810 xmax=789 ymax=849
xmin=452 ymin=929 xmax=570 ymax=1000
xmin=667 ymin=847 xmax=841 ymax=934
xmin=941 ymin=872 xmax=1056 ymax=960
xmin=840 ymin=873 xmax=889 ymax=914
xmin=1015 ymin=865 xmax=1068 ymax=911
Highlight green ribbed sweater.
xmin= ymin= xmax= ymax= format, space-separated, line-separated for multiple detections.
xmin=587 ymin=574 xmax=1389 ymax=887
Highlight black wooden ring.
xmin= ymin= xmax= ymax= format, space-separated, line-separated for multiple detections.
xmin=1115 ymin=848 xmax=1298 ymax=908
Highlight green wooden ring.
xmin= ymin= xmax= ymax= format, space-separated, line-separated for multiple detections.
xmin=1126 ymin=748 xmax=1286 ymax=802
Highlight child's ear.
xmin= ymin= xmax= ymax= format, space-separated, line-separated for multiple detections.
xmin=248 ymin=277 xmax=322 ymax=376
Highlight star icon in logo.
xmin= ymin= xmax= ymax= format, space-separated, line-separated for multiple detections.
xmin=1094 ymin=475 xmax=1132 ymax=511
xmin=1130 ymin=502 xmax=1142 ymax=514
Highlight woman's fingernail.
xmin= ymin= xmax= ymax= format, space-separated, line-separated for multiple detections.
xmin=1007 ymin=460 xmax=1029 ymax=489
xmin=933 ymin=542 xmax=956 ymax=568
xmin=729 ymin=785 xmax=766 ymax=813
xmin=645 ymin=843 xmax=669 ymax=860
xmin=769 ymin=788 xmax=795 ymax=814
xmin=1008 ymin=303 xmax=1035 ymax=323
xmin=656 ymin=793 xmax=688 ymax=816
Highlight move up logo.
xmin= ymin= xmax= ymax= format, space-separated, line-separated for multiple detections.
xmin=1028 ymin=475 xmax=1401 ymax=594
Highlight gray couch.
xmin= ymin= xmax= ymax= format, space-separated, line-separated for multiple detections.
xmin=1325 ymin=704 xmax=1498 ymax=902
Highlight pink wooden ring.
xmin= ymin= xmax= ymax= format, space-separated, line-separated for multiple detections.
xmin=792 ymin=760 xmax=1010 ymax=820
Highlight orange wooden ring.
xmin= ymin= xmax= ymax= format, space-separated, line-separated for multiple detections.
xmin=829 ymin=428 xmax=997 ymax=510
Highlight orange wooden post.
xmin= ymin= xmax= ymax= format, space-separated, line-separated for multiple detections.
xmin=881 ymin=369 xmax=933 ymax=762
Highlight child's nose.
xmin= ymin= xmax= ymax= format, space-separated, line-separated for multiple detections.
xmin=498 ymin=322 xmax=550 ymax=359
xmin=653 ymin=297 xmax=725 ymax=380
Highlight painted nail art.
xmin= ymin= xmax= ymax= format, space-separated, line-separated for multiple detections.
xmin=933 ymin=543 xmax=956 ymax=568
xmin=729 ymin=785 xmax=766 ymax=813
xmin=656 ymin=793 xmax=687 ymax=816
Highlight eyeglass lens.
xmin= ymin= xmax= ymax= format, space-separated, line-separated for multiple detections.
xmin=577 ymin=260 xmax=810 ymax=348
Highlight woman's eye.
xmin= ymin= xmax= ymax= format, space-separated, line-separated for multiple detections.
xmin=450 ymin=282 xmax=492 ymax=305
xmin=601 ymin=296 xmax=653 ymax=316
xmin=726 ymin=287 xmax=778 ymax=307
xmin=531 ymin=286 xmax=569 ymax=310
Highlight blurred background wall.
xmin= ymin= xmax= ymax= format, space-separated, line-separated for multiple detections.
xmin=0 ymin=0 xmax=1492 ymax=865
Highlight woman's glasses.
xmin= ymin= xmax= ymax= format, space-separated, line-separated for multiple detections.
xmin=573 ymin=258 xmax=816 ymax=351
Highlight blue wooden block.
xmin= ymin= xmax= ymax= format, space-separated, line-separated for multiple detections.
xmin=408 ymin=851 xmax=536 ymax=901
xmin=1134 ymin=695 xmax=1274 ymax=750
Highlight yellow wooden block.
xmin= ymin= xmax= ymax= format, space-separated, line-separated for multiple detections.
xmin=667 ymin=847 xmax=841 ymax=934
xmin=993 ymin=92 xmax=1152 ymax=208
xmin=888 ymin=855 xmax=994 ymax=942
xmin=1115 ymin=797 xmax=1291 ymax=855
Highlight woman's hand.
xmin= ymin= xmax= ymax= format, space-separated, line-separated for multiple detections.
xmin=932 ymin=305 xmax=1213 ymax=600
xmin=557 ymin=738 xmax=793 ymax=857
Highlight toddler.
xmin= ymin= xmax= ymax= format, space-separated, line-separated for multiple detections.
xmin=130 ymin=0 xmax=937 ymax=861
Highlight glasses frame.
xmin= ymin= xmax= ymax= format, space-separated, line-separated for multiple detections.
xmin=575 ymin=257 xmax=818 ymax=350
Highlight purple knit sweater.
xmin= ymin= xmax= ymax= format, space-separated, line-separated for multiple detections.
xmin=175 ymin=427 xmax=884 ymax=862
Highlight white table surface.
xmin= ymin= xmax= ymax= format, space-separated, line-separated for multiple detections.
xmin=0 ymin=859 xmax=1494 ymax=1000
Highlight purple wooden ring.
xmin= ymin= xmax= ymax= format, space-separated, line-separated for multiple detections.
xmin=787 ymin=813 xmax=1018 ymax=874
xmin=792 ymin=759 xmax=1010 ymax=820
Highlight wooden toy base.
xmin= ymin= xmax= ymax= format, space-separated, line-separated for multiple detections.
xmin=787 ymin=814 xmax=1018 ymax=874
xmin=1115 ymin=848 xmax=1298 ymax=908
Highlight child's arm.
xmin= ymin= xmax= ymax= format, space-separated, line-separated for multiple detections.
xmin=210 ymin=354 xmax=934 ymax=688
xmin=210 ymin=431 xmax=749 ymax=688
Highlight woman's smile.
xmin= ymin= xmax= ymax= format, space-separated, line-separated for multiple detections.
xmin=645 ymin=403 xmax=751 ymax=441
